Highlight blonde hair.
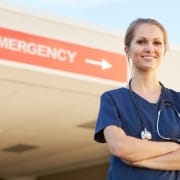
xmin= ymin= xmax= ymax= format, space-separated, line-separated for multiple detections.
xmin=124 ymin=18 xmax=169 ymax=52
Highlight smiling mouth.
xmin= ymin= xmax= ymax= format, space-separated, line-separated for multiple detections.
xmin=142 ymin=56 xmax=156 ymax=60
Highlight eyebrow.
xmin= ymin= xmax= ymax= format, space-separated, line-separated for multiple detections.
xmin=137 ymin=37 xmax=163 ymax=40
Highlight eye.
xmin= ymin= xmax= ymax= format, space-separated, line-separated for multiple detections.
xmin=154 ymin=41 xmax=163 ymax=46
xmin=136 ymin=40 xmax=145 ymax=44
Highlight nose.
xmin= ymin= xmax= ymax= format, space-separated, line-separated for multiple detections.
xmin=145 ymin=42 xmax=154 ymax=52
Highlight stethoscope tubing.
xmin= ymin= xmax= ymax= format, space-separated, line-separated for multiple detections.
xmin=128 ymin=79 xmax=153 ymax=140
xmin=156 ymin=101 xmax=180 ymax=142
xmin=128 ymin=79 xmax=180 ymax=142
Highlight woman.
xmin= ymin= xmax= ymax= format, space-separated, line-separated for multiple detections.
xmin=94 ymin=18 xmax=180 ymax=180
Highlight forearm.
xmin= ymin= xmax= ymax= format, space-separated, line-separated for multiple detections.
xmin=132 ymin=146 xmax=180 ymax=170
xmin=119 ymin=135 xmax=179 ymax=162
xmin=104 ymin=126 xmax=179 ymax=162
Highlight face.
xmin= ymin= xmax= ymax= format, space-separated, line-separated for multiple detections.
xmin=125 ymin=23 xmax=166 ymax=72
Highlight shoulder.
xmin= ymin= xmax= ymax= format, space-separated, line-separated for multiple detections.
xmin=166 ymin=88 xmax=180 ymax=107
xmin=100 ymin=87 xmax=131 ymax=107
xmin=101 ymin=87 xmax=129 ymax=99
xmin=166 ymin=88 xmax=180 ymax=98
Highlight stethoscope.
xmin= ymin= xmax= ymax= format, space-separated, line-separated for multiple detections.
xmin=129 ymin=79 xmax=180 ymax=142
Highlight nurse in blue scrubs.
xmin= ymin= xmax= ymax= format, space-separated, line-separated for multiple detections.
xmin=94 ymin=18 xmax=180 ymax=180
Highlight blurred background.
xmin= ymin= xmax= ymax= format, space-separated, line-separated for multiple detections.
xmin=0 ymin=0 xmax=180 ymax=179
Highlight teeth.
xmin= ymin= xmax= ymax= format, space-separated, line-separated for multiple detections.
xmin=143 ymin=56 xmax=155 ymax=60
xmin=143 ymin=56 xmax=154 ymax=58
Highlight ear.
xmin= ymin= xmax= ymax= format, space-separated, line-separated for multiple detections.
xmin=124 ymin=46 xmax=130 ymax=58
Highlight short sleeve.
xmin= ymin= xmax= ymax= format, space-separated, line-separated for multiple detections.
xmin=94 ymin=92 xmax=122 ymax=143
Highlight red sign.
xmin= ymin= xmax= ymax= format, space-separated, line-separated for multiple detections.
xmin=0 ymin=27 xmax=128 ymax=82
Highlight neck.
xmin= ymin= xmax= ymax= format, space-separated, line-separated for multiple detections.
xmin=130 ymin=71 xmax=160 ymax=89
xmin=129 ymin=77 xmax=162 ymax=103
xmin=131 ymin=69 xmax=159 ymax=87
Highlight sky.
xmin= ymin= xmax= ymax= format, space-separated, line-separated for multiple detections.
xmin=1 ymin=0 xmax=180 ymax=47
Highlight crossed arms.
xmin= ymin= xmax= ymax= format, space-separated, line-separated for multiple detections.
xmin=104 ymin=125 xmax=180 ymax=170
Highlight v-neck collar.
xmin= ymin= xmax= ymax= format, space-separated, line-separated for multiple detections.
xmin=123 ymin=86 xmax=163 ymax=109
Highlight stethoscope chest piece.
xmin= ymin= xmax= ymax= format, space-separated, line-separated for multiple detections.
xmin=129 ymin=79 xmax=180 ymax=142
xmin=141 ymin=128 xmax=152 ymax=140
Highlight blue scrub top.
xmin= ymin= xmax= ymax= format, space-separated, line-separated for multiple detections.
xmin=94 ymin=87 xmax=180 ymax=180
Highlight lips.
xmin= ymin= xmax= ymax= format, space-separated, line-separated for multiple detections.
xmin=142 ymin=55 xmax=156 ymax=60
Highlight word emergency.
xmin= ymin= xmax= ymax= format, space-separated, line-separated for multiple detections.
xmin=0 ymin=36 xmax=77 ymax=63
